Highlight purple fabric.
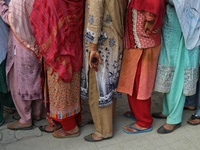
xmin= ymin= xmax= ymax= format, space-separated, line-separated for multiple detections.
xmin=0 ymin=1 xmax=42 ymax=101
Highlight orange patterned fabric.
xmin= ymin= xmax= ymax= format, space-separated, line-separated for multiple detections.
xmin=46 ymin=67 xmax=81 ymax=120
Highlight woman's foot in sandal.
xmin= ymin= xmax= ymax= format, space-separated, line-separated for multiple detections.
xmin=52 ymin=126 xmax=80 ymax=138
xmin=123 ymin=111 xmax=136 ymax=121
xmin=152 ymin=112 xmax=167 ymax=119
xmin=184 ymin=106 xmax=196 ymax=111
xmin=123 ymin=123 xmax=152 ymax=134
xmin=84 ymin=133 xmax=112 ymax=142
xmin=187 ymin=114 xmax=200 ymax=125
xmin=157 ymin=123 xmax=181 ymax=134
xmin=39 ymin=124 xmax=61 ymax=133
xmin=7 ymin=121 xmax=33 ymax=130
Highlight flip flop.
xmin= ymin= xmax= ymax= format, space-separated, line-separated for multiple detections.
xmin=123 ymin=111 xmax=136 ymax=121
xmin=123 ymin=124 xmax=153 ymax=134
xmin=84 ymin=133 xmax=112 ymax=142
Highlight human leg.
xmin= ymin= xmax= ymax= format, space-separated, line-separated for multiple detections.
xmin=7 ymin=66 xmax=33 ymax=130
xmin=3 ymin=92 xmax=16 ymax=114
xmin=32 ymin=99 xmax=43 ymax=120
xmin=0 ymin=93 xmax=4 ymax=125
xmin=52 ymin=116 xmax=80 ymax=138
xmin=124 ymin=56 xmax=153 ymax=134
xmin=157 ymin=38 xmax=186 ymax=134
xmin=187 ymin=76 xmax=200 ymax=125
xmin=84 ymin=69 xmax=114 ymax=141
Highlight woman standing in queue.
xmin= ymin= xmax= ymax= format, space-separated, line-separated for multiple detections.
xmin=0 ymin=0 xmax=43 ymax=130
xmin=81 ymin=0 xmax=127 ymax=142
xmin=153 ymin=0 xmax=199 ymax=133
xmin=30 ymin=0 xmax=85 ymax=138
xmin=117 ymin=0 xmax=165 ymax=134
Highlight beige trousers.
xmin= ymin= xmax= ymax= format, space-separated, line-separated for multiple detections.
xmin=88 ymin=69 xmax=116 ymax=138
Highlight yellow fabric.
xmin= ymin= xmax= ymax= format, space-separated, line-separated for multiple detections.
xmin=105 ymin=0 xmax=128 ymax=38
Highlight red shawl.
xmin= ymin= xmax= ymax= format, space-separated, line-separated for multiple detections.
xmin=30 ymin=0 xmax=84 ymax=82
xmin=124 ymin=0 xmax=166 ymax=49
xmin=130 ymin=0 xmax=166 ymax=30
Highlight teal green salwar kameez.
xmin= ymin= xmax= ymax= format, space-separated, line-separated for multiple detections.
xmin=154 ymin=3 xmax=199 ymax=125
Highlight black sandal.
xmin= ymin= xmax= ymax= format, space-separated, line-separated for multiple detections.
xmin=157 ymin=123 xmax=181 ymax=134
xmin=152 ymin=112 xmax=167 ymax=119
xmin=39 ymin=125 xmax=61 ymax=133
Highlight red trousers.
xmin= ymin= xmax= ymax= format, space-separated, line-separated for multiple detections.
xmin=56 ymin=113 xmax=82 ymax=131
xmin=127 ymin=54 xmax=153 ymax=128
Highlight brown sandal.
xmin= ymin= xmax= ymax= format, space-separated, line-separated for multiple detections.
xmin=7 ymin=121 xmax=33 ymax=130
xmin=187 ymin=114 xmax=200 ymax=125
xmin=52 ymin=128 xmax=80 ymax=138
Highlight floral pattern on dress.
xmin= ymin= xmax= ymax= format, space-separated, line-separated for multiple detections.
xmin=81 ymin=0 xmax=123 ymax=107
xmin=47 ymin=68 xmax=81 ymax=119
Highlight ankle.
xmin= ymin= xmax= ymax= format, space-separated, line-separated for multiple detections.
xmin=92 ymin=133 xmax=102 ymax=140
xmin=64 ymin=125 xmax=79 ymax=133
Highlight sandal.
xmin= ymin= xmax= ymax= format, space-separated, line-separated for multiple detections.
xmin=39 ymin=124 xmax=61 ymax=133
xmin=123 ymin=124 xmax=152 ymax=134
xmin=187 ymin=114 xmax=200 ymax=125
xmin=7 ymin=121 xmax=33 ymax=130
xmin=184 ymin=106 xmax=196 ymax=111
xmin=157 ymin=123 xmax=181 ymax=134
xmin=52 ymin=128 xmax=80 ymax=138
xmin=152 ymin=112 xmax=167 ymax=119
xmin=123 ymin=111 xmax=136 ymax=121
xmin=84 ymin=133 xmax=112 ymax=142
xmin=4 ymin=107 xmax=15 ymax=114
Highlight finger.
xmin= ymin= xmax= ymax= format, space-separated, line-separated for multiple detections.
xmin=98 ymin=58 xmax=102 ymax=64
xmin=89 ymin=61 xmax=93 ymax=68
xmin=93 ymin=66 xmax=98 ymax=72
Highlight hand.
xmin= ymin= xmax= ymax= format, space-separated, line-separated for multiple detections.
xmin=89 ymin=50 xmax=102 ymax=72
xmin=144 ymin=21 xmax=154 ymax=34
xmin=144 ymin=12 xmax=156 ymax=34
xmin=145 ymin=12 xmax=156 ymax=21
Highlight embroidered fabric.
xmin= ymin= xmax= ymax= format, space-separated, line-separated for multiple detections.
xmin=85 ymin=29 xmax=108 ymax=44
xmin=154 ymin=4 xmax=199 ymax=96
xmin=155 ymin=66 xmax=198 ymax=96
xmin=132 ymin=9 xmax=156 ymax=49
